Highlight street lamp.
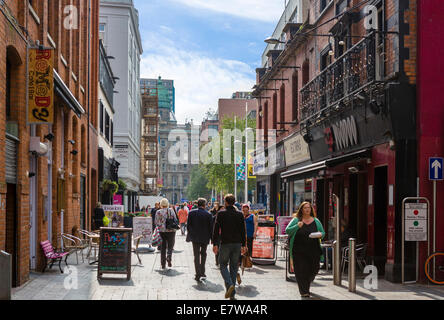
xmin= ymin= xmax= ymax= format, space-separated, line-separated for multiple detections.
xmin=264 ymin=37 xmax=286 ymax=45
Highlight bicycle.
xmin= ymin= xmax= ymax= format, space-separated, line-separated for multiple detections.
xmin=425 ymin=252 xmax=444 ymax=285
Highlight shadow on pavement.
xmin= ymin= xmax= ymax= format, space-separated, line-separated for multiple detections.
xmin=98 ymin=279 xmax=135 ymax=286
xmin=192 ymin=280 xmax=225 ymax=293
xmin=155 ymin=268 xmax=185 ymax=277
xmin=235 ymin=285 xmax=260 ymax=298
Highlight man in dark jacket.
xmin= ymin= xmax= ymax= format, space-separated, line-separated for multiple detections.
xmin=93 ymin=202 xmax=105 ymax=230
xmin=187 ymin=198 xmax=213 ymax=281
xmin=212 ymin=194 xmax=246 ymax=300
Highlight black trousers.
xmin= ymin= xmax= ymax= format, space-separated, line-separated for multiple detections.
xmin=160 ymin=232 xmax=176 ymax=267
xmin=192 ymin=242 xmax=208 ymax=277
xmin=293 ymin=251 xmax=320 ymax=295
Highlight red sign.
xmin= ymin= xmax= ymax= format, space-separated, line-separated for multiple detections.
xmin=252 ymin=227 xmax=275 ymax=259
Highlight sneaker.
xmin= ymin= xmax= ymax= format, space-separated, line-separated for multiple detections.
xmin=225 ymin=285 xmax=235 ymax=299
xmin=200 ymin=275 xmax=207 ymax=281
xmin=236 ymin=273 xmax=242 ymax=285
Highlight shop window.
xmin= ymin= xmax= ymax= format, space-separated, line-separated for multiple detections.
xmin=292 ymin=179 xmax=313 ymax=211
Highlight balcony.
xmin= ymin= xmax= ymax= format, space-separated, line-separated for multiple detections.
xmin=144 ymin=170 xmax=157 ymax=177
xmin=300 ymin=32 xmax=379 ymax=123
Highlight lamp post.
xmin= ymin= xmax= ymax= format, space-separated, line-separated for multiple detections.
xmin=245 ymin=102 xmax=249 ymax=204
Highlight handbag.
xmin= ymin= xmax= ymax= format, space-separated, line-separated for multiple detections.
xmin=151 ymin=227 xmax=162 ymax=247
xmin=165 ymin=208 xmax=180 ymax=230
xmin=241 ymin=250 xmax=253 ymax=275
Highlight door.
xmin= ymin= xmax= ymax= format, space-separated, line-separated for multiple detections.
xmin=80 ymin=175 xmax=86 ymax=230
xmin=5 ymin=184 xmax=17 ymax=287
xmin=316 ymin=179 xmax=326 ymax=231
xmin=29 ymin=156 xmax=38 ymax=270
xmin=374 ymin=166 xmax=388 ymax=276
xmin=349 ymin=174 xmax=358 ymax=239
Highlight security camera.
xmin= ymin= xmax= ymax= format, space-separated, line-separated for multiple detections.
xmin=68 ymin=140 xmax=76 ymax=145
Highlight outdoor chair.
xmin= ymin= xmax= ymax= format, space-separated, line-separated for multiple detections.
xmin=40 ymin=240 xmax=70 ymax=273
xmin=341 ymin=243 xmax=368 ymax=276
xmin=132 ymin=235 xmax=143 ymax=265
xmin=61 ymin=233 xmax=86 ymax=264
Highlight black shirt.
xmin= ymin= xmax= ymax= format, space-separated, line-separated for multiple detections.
xmin=293 ymin=220 xmax=321 ymax=256
xmin=212 ymin=206 xmax=246 ymax=246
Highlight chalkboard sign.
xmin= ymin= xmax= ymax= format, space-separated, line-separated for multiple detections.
xmin=98 ymin=228 xmax=132 ymax=281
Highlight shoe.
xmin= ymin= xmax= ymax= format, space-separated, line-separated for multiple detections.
xmin=237 ymin=273 xmax=242 ymax=285
xmin=200 ymin=275 xmax=207 ymax=281
xmin=195 ymin=275 xmax=201 ymax=281
xmin=225 ymin=285 xmax=235 ymax=299
xmin=229 ymin=296 xmax=237 ymax=301
xmin=161 ymin=265 xmax=166 ymax=270
xmin=301 ymin=294 xmax=310 ymax=298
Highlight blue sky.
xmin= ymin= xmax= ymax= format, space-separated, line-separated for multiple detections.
xmin=134 ymin=0 xmax=284 ymax=124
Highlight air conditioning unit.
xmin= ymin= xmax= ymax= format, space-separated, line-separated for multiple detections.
xmin=30 ymin=137 xmax=49 ymax=156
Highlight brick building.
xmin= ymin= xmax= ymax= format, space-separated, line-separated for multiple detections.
xmin=218 ymin=96 xmax=257 ymax=130
xmin=253 ymin=0 xmax=421 ymax=283
xmin=0 ymin=0 xmax=99 ymax=286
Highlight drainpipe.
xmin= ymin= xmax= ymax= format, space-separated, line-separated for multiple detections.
xmin=87 ymin=0 xmax=91 ymax=230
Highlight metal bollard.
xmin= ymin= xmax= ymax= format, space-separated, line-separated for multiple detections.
xmin=348 ymin=238 xmax=356 ymax=293
xmin=0 ymin=251 xmax=12 ymax=300
xmin=333 ymin=241 xmax=341 ymax=286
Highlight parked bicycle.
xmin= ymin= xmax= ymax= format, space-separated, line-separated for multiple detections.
xmin=425 ymin=252 xmax=444 ymax=285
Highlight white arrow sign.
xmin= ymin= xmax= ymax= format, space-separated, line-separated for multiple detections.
xmin=432 ymin=160 xmax=442 ymax=179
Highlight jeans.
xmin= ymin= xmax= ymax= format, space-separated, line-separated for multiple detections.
xmin=219 ymin=243 xmax=242 ymax=292
xmin=160 ymin=232 xmax=176 ymax=267
xmin=192 ymin=242 xmax=208 ymax=277
xmin=180 ymin=223 xmax=187 ymax=235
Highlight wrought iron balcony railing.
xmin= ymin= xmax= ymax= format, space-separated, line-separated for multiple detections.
xmin=300 ymin=31 xmax=378 ymax=122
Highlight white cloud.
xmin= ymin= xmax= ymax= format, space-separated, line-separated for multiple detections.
xmin=140 ymin=33 xmax=256 ymax=124
xmin=171 ymin=0 xmax=284 ymax=22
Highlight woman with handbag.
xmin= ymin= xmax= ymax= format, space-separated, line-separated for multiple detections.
xmin=155 ymin=198 xmax=179 ymax=269
xmin=285 ymin=202 xmax=325 ymax=298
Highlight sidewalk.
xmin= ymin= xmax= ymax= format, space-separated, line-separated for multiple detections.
xmin=12 ymin=235 xmax=444 ymax=300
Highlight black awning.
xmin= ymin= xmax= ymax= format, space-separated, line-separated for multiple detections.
xmin=54 ymin=70 xmax=85 ymax=117
xmin=281 ymin=161 xmax=327 ymax=179
xmin=325 ymin=149 xmax=372 ymax=168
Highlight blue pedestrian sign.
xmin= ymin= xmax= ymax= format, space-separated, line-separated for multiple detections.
xmin=429 ymin=158 xmax=443 ymax=181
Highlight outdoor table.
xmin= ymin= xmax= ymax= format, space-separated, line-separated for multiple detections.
xmin=87 ymin=233 xmax=100 ymax=265
xmin=321 ymin=241 xmax=333 ymax=272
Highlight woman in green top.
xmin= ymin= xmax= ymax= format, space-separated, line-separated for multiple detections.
xmin=285 ymin=201 xmax=325 ymax=298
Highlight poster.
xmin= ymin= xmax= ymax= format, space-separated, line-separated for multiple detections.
xmin=28 ymin=48 xmax=54 ymax=124
xmin=133 ymin=217 xmax=153 ymax=245
xmin=252 ymin=226 xmax=275 ymax=259
xmin=113 ymin=195 xmax=123 ymax=205
xmin=277 ymin=216 xmax=294 ymax=235
xmin=102 ymin=205 xmax=125 ymax=227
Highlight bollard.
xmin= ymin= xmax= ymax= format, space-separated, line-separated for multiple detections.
xmin=348 ymin=238 xmax=356 ymax=293
xmin=333 ymin=241 xmax=341 ymax=286
xmin=0 ymin=251 xmax=12 ymax=300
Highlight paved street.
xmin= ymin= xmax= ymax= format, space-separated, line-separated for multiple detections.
xmin=11 ymin=235 xmax=444 ymax=301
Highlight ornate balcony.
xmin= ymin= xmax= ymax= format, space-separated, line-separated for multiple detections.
xmin=300 ymin=32 xmax=379 ymax=123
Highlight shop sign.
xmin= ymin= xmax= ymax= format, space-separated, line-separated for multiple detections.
xmin=328 ymin=116 xmax=359 ymax=151
xmin=28 ymin=48 xmax=54 ymax=124
xmin=253 ymin=151 xmax=266 ymax=176
xmin=404 ymin=203 xmax=428 ymax=242
xmin=114 ymin=145 xmax=128 ymax=159
xmin=102 ymin=205 xmax=125 ymax=227
xmin=252 ymin=226 xmax=275 ymax=259
xmin=269 ymin=144 xmax=286 ymax=172
xmin=284 ymin=134 xmax=310 ymax=167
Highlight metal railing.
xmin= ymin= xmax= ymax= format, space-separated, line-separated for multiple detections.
xmin=300 ymin=31 xmax=378 ymax=122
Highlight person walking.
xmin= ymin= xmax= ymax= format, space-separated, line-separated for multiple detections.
xmin=186 ymin=198 xmax=213 ymax=281
xmin=285 ymin=201 xmax=325 ymax=298
xmin=212 ymin=194 xmax=247 ymax=300
xmin=178 ymin=205 xmax=188 ymax=236
xmin=210 ymin=201 xmax=223 ymax=266
xmin=154 ymin=198 xmax=178 ymax=269
xmin=93 ymin=202 xmax=105 ymax=230
xmin=242 ymin=204 xmax=258 ymax=259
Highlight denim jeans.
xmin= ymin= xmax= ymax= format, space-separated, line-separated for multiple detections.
xmin=219 ymin=243 xmax=242 ymax=291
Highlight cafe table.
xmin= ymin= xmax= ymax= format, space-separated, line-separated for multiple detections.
xmin=321 ymin=241 xmax=333 ymax=271
xmin=87 ymin=233 xmax=100 ymax=265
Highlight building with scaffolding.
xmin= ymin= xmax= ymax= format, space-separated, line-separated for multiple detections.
xmin=140 ymin=85 xmax=160 ymax=196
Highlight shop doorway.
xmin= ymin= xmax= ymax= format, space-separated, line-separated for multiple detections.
xmin=349 ymin=174 xmax=358 ymax=239
xmin=316 ymin=179 xmax=326 ymax=228
xmin=374 ymin=166 xmax=388 ymax=276
xmin=5 ymin=184 xmax=18 ymax=287
xmin=80 ymin=175 xmax=86 ymax=230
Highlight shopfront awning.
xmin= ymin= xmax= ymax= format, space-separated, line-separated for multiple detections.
xmin=54 ymin=70 xmax=85 ymax=117
xmin=281 ymin=148 xmax=372 ymax=179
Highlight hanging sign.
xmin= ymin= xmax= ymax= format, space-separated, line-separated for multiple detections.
xmin=28 ymin=48 xmax=54 ymax=124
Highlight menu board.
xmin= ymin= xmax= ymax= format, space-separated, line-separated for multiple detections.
xmin=102 ymin=205 xmax=125 ymax=228
xmin=252 ymin=226 xmax=275 ymax=259
xmin=98 ymin=228 xmax=132 ymax=280
xmin=133 ymin=217 xmax=152 ymax=245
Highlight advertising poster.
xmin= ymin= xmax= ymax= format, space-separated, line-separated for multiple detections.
xmin=113 ymin=195 xmax=123 ymax=205
xmin=133 ymin=217 xmax=153 ymax=245
xmin=252 ymin=226 xmax=275 ymax=259
xmin=102 ymin=205 xmax=125 ymax=227
xmin=277 ymin=216 xmax=294 ymax=236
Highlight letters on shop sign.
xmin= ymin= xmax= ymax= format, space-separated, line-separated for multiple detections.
xmin=325 ymin=116 xmax=359 ymax=151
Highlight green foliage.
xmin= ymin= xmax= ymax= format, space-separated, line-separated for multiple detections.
xmin=118 ymin=179 xmax=127 ymax=191
xmin=101 ymin=179 xmax=119 ymax=195
xmin=186 ymin=165 xmax=211 ymax=200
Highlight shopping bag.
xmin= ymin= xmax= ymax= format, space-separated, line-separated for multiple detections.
xmin=151 ymin=227 xmax=162 ymax=247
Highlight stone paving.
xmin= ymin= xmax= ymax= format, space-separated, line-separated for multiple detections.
xmin=12 ymin=234 xmax=444 ymax=300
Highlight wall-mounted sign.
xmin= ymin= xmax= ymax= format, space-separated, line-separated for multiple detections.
xmin=284 ymin=135 xmax=310 ymax=167
xmin=330 ymin=116 xmax=359 ymax=151
xmin=28 ymin=48 xmax=54 ymax=124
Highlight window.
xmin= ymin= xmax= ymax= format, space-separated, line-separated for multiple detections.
xmin=110 ymin=121 xmax=114 ymax=146
xmin=272 ymin=93 xmax=277 ymax=130
xmin=105 ymin=111 xmax=110 ymax=142
xmin=302 ymin=60 xmax=310 ymax=86
xmin=183 ymin=178 xmax=188 ymax=187
xmin=320 ymin=46 xmax=332 ymax=71
xmin=320 ymin=0 xmax=328 ymax=13
xmin=100 ymin=102 xmax=104 ymax=134
xmin=280 ymin=84 xmax=285 ymax=130
xmin=292 ymin=72 xmax=299 ymax=122
xmin=6 ymin=58 xmax=11 ymax=120
xmin=264 ymin=101 xmax=269 ymax=140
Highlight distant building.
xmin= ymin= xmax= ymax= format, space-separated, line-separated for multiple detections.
xmin=140 ymin=77 xmax=175 ymax=114
xmin=100 ymin=0 xmax=143 ymax=212
xmin=218 ymin=96 xmax=257 ymax=129
xmin=200 ymin=113 xmax=219 ymax=142
xmin=232 ymin=91 xmax=253 ymax=99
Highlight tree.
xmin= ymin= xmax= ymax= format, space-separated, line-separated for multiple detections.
xmin=186 ymin=165 xmax=211 ymax=201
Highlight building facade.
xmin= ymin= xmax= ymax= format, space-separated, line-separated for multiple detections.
xmin=218 ymin=96 xmax=257 ymax=130
xmin=0 ymin=0 xmax=99 ymax=286
xmin=253 ymin=0 xmax=422 ymax=283
xmin=98 ymin=40 xmax=119 ymax=205
xmin=100 ymin=0 xmax=143 ymax=212
xmin=140 ymin=77 xmax=175 ymax=115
